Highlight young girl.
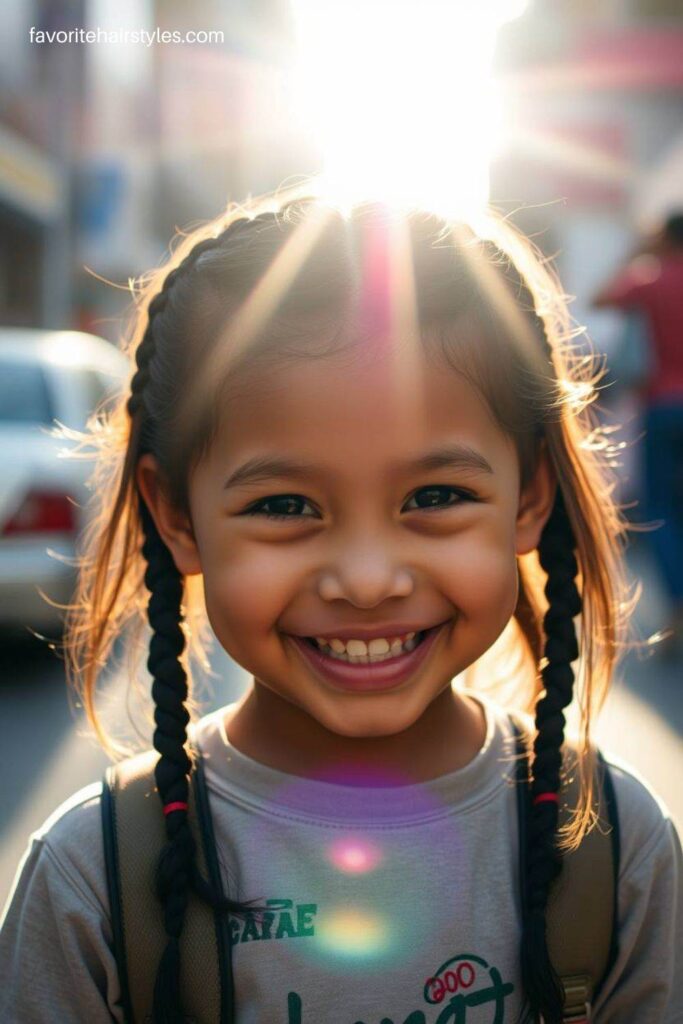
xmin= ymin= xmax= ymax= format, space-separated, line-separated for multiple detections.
xmin=1 ymin=187 xmax=681 ymax=1024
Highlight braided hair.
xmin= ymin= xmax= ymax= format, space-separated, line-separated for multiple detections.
xmin=492 ymin=272 xmax=586 ymax=1024
xmin=90 ymin=197 xmax=627 ymax=1024
xmin=127 ymin=221 xmax=273 ymax=1023
xmin=517 ymin=488 xmax=583 ymax=1024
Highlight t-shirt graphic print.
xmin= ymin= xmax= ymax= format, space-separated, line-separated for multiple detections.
xmin=233 ymin=886 xmax=516 ymax=1022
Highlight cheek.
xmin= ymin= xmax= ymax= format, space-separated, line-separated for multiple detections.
xmin=200 ymin=544 xmax=298 ymax=640
xmin=437 ymin=528 xmax=518 ymax=618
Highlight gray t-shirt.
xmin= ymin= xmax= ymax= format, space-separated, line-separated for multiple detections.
xmin=1 ymin=690 xmax=682 ymax=1023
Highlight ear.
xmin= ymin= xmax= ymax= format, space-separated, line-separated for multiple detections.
xmin=515 ymin=439 xmax=558 ymax=556
xmin=136 ymin=454 xmax=203 ymax=576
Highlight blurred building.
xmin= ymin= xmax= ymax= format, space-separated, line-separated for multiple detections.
xmin=0 ymin=0 xmax=308 ymax=339
xmin=493 ymin=0 xmax=683 ymax=349
xmin=150 ymin=0 xmax=304 ymax=239
xmin=74 ymin=0 xmax=315 ymax=342
xmin=0 ymin=0 xmax=85 ymax=327
xmin=492 ymin=0 xmax=683 ymax=506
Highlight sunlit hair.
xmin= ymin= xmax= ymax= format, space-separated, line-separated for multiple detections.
xmin=57 ymin=181 xmax=642 ymax=1023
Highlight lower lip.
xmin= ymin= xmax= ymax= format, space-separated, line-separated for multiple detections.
xmin=288 ymin=623 xmax=447 ymax=693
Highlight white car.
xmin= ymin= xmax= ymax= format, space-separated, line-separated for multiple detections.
xmin=0 ymin=329 xmax=129 ymax=638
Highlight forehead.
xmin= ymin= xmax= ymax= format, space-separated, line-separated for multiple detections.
xmin=214 ymin=335 xmax=516 ymax=476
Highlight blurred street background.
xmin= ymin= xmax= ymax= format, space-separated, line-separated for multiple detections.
xmin=1 ymin=0 xmax=683 ymax=908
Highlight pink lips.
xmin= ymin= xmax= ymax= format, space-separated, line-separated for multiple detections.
xmin=289 ymin=623 xmax=445 ymax=692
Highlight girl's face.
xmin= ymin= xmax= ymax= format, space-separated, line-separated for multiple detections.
xmin=141 ymin=330 xmax=555 ymax=744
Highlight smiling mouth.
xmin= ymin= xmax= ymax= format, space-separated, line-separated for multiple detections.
xmin=300 ymin=629 xmax=429 ymax=663
xmin=288 ymin=621 xmax=448 ymax=693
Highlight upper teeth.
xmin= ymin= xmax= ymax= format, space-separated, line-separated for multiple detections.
xmin=314 ymin=633 xmax=416 ymax=656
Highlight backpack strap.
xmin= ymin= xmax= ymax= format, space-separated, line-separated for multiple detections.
xmin=188 ymin=735 xmax=235 ymax=1023
xmin=101 ymin=739 xmax=232 ymax=1023
xmin=510 ymin=713 xmax=620 ymax=1022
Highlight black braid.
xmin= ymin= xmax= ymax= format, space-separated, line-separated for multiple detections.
xmin=517 ymin=487 xmax=582 ymax=1024
xmin=139 ymin=499 xmax=272 ymax=1024
xmin=139 ymin=496 xmax=193 ymax=1022
xmin=130 ymin=217 xmax=277 ymax=1023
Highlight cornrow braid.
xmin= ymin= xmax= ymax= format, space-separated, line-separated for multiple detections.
xmin=518 ymin=486 xmax=583 ymax=1024
xmin=127 ymin=232 xmax=235 ymax=420
xmin=129 ymin=217 xmax=275 ymax=1023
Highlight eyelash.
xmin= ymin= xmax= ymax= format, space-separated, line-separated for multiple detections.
xmin=242 ymin=486 xmax=477 ymax=522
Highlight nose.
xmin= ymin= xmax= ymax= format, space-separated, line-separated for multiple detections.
xmin=317 ymin=539 xmax=415 ymax=606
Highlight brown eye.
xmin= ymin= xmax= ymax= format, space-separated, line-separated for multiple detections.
xmin=404 ymin=486 xmax=475 ymax=512
xmin=243 ymin=494 xmax=317 ymax=521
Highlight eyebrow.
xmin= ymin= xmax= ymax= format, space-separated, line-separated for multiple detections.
xmin=223 ymin=443 xmax=494 ymax=490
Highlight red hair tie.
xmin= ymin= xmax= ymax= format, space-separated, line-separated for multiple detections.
xmin=533 ymin=792 xmax=559 ymax=806
xmin=163 ymin=801 xmax=189 ymax=816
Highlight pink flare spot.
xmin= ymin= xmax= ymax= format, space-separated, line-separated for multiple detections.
xmin=328 ymin=835 xmax=383 ymax=874
xmin=358 ymin=214 xmax=394 ymax=341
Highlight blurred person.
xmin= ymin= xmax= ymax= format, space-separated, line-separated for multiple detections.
xmin=594 ymin=212 xmax=683 ymax=657
xmin=0 ymin=190 xmax=681 ymax=1024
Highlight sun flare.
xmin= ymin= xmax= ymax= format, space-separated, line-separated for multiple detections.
xmin=290 ymin=0 xmax=529 ymax=220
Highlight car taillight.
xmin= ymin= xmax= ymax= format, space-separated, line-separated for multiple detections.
xmin=2 ymin=489 xmax=77 ymax=536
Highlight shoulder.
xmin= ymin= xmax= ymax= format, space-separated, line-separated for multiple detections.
xmin=37 ymin=779 xmax=103 ymax=845
xmin=599 ymin=750 xmax=680 ymax=881
xmin=590 ymin=753 xmax=683 ymax=1020
xmin=21 ymin=780 xmax=109 ymax=916
xmin=0 ymin=782 xmax=127 ymax=1023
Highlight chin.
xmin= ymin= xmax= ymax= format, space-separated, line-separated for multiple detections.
xmin=316 ymin=700 xmax=423 ymax=740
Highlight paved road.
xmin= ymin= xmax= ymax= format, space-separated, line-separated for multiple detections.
xmin=1 ymin=535 xmax=681 ymax=911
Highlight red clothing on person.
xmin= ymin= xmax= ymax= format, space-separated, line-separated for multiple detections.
xmin=601 ymin=253 xmax=683 ymax=403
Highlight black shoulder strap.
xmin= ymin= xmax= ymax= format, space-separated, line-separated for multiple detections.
xmin=101 ymin=775 xmax=136 ymax=1024
xmin=512 ymin=717 xmax=532 ymax=931
xmin=595 ymin=747 xmax=621 ymax=989
xmin=511 ymin=716 xmax=621 ymax=1016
